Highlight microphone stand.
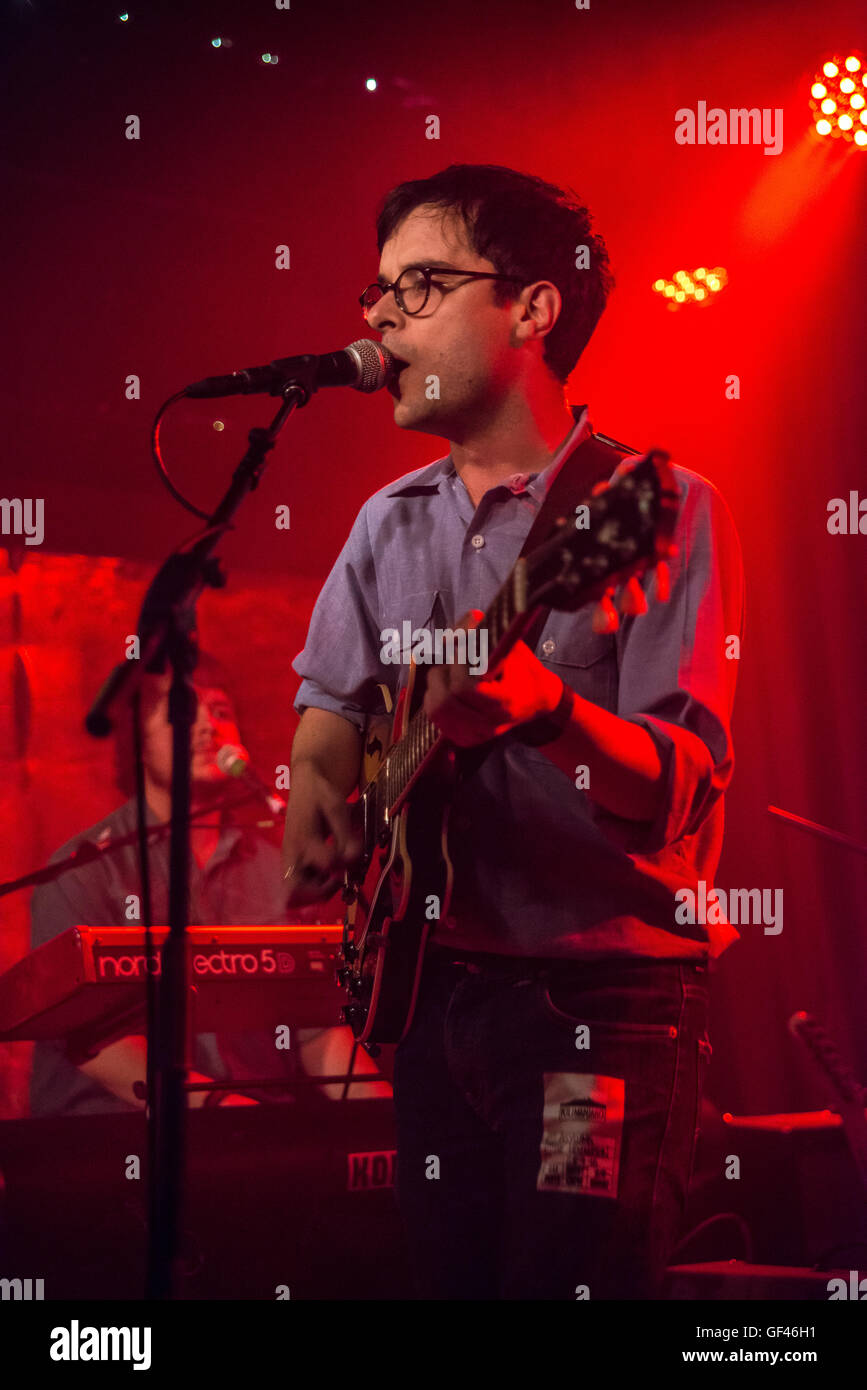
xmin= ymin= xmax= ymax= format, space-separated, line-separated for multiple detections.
xmin=0 ymin=790 xmax=264 ymax=898
xmin=85 ymin=366 xmax=318 ymax=1299
xmin=767 ymin=805 xmax=867 ymax=858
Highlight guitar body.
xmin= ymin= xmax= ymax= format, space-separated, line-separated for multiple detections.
xmin=342 ymin=659 xmax=457 ymax=1046
xmin=335 ymin=447 xmax=679 ymax=1050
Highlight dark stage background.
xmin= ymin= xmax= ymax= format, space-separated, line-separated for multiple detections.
xmin=1 ymin=0 xmax=865 ymax=1125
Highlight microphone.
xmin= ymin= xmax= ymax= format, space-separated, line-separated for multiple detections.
xmin=216 ymin=744 xmax=287 ymax=816
xmin=184 ymin=339 xmax=397 ymax=399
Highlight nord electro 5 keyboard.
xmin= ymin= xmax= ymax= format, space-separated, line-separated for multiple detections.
xmin=0 ymin=926 xmax=345 ymax=1050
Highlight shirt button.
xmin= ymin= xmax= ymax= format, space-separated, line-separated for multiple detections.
xmin=471 ymin=533 xmax=485 ymax=549
xmin=541 ymin=638 xmax=556 ymax=656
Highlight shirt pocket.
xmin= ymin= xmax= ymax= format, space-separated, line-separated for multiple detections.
xmin=533 ymin=607 xmax=618 ymax=712
xmin=379 ymin=589 xmax=447 ymax=694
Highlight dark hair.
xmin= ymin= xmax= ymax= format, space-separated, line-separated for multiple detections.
xmin=374 ymin=163 xmax=614 ymax=383
xmin=113 ymin=651 xmax=236 ymax=798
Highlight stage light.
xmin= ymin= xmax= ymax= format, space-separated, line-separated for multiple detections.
xmin=653 ymin=266 xmax=728 ymax=310
xmin=211 ymin=37 xmax=222 ymax=48
xmin=811 ymin=52 xmax=867 ymax=145
xmin=366 ymin=78 xmax=377 ymax=90
xmin=856 ymin=130 xmax=867 ymax=146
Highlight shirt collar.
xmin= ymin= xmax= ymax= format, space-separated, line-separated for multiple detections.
xmin=386 ymin=403 xmax=591 ymax=498
xmin=522 ymin=404 xmax=591 ymax=501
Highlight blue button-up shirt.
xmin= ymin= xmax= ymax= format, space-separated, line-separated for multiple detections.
xmin=292 ymin=405 xmax=744 ymax=961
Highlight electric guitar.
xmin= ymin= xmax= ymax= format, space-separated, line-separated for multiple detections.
xmin=337 ymin=449 xmax=680 ymax=1047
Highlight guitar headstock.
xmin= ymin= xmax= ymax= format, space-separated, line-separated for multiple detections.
xmin=524 ymin=449 xmax=680 ymax=623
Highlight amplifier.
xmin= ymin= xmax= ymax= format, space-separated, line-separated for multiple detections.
xmin=686 ymin=1108 xmax=867 ymax=1268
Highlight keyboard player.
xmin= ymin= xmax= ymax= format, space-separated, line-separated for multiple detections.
xmin=28 ymin=653 xmax=387 ymax=1115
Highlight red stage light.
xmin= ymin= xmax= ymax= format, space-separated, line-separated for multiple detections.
xmin=652 ymin=267 xmax=728 ymax=310
xmin=810 ymin=52 xmax=866 ymax=146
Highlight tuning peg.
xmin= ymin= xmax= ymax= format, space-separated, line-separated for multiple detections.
xmin=654 ymin=561 xmax=671 ymax=602
xmin=592 ymin=592 xmax=620 ymax=633
xmin=618 ymin=576 xmax=648 ymax=616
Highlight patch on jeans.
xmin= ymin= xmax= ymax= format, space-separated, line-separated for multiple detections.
xmin=536 ymin=1073 xmax=625 ymax=1198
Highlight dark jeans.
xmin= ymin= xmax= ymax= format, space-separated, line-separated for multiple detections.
xmin=392 ymin=947 xmax=711 ymax=1300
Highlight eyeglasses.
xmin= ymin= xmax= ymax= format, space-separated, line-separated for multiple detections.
xmin=359 ymin=265 xmax=524 ymax=318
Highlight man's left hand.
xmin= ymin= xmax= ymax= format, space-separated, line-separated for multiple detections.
xmin=422 ymin=609 xmax=563 ymax=747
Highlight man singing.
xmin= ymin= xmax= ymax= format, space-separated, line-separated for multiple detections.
xmin=283 ymin=163 xmax=743 ymax=1299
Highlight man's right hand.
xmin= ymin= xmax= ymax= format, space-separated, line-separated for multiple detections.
xmin=282 ymin=765 xmax=363 ymax=905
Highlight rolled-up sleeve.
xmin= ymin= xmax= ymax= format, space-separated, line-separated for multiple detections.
xmin=292 ymin=501 xmax=394 ymax=731
xmin=606 ymin=469 xmax=744 ymax=855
